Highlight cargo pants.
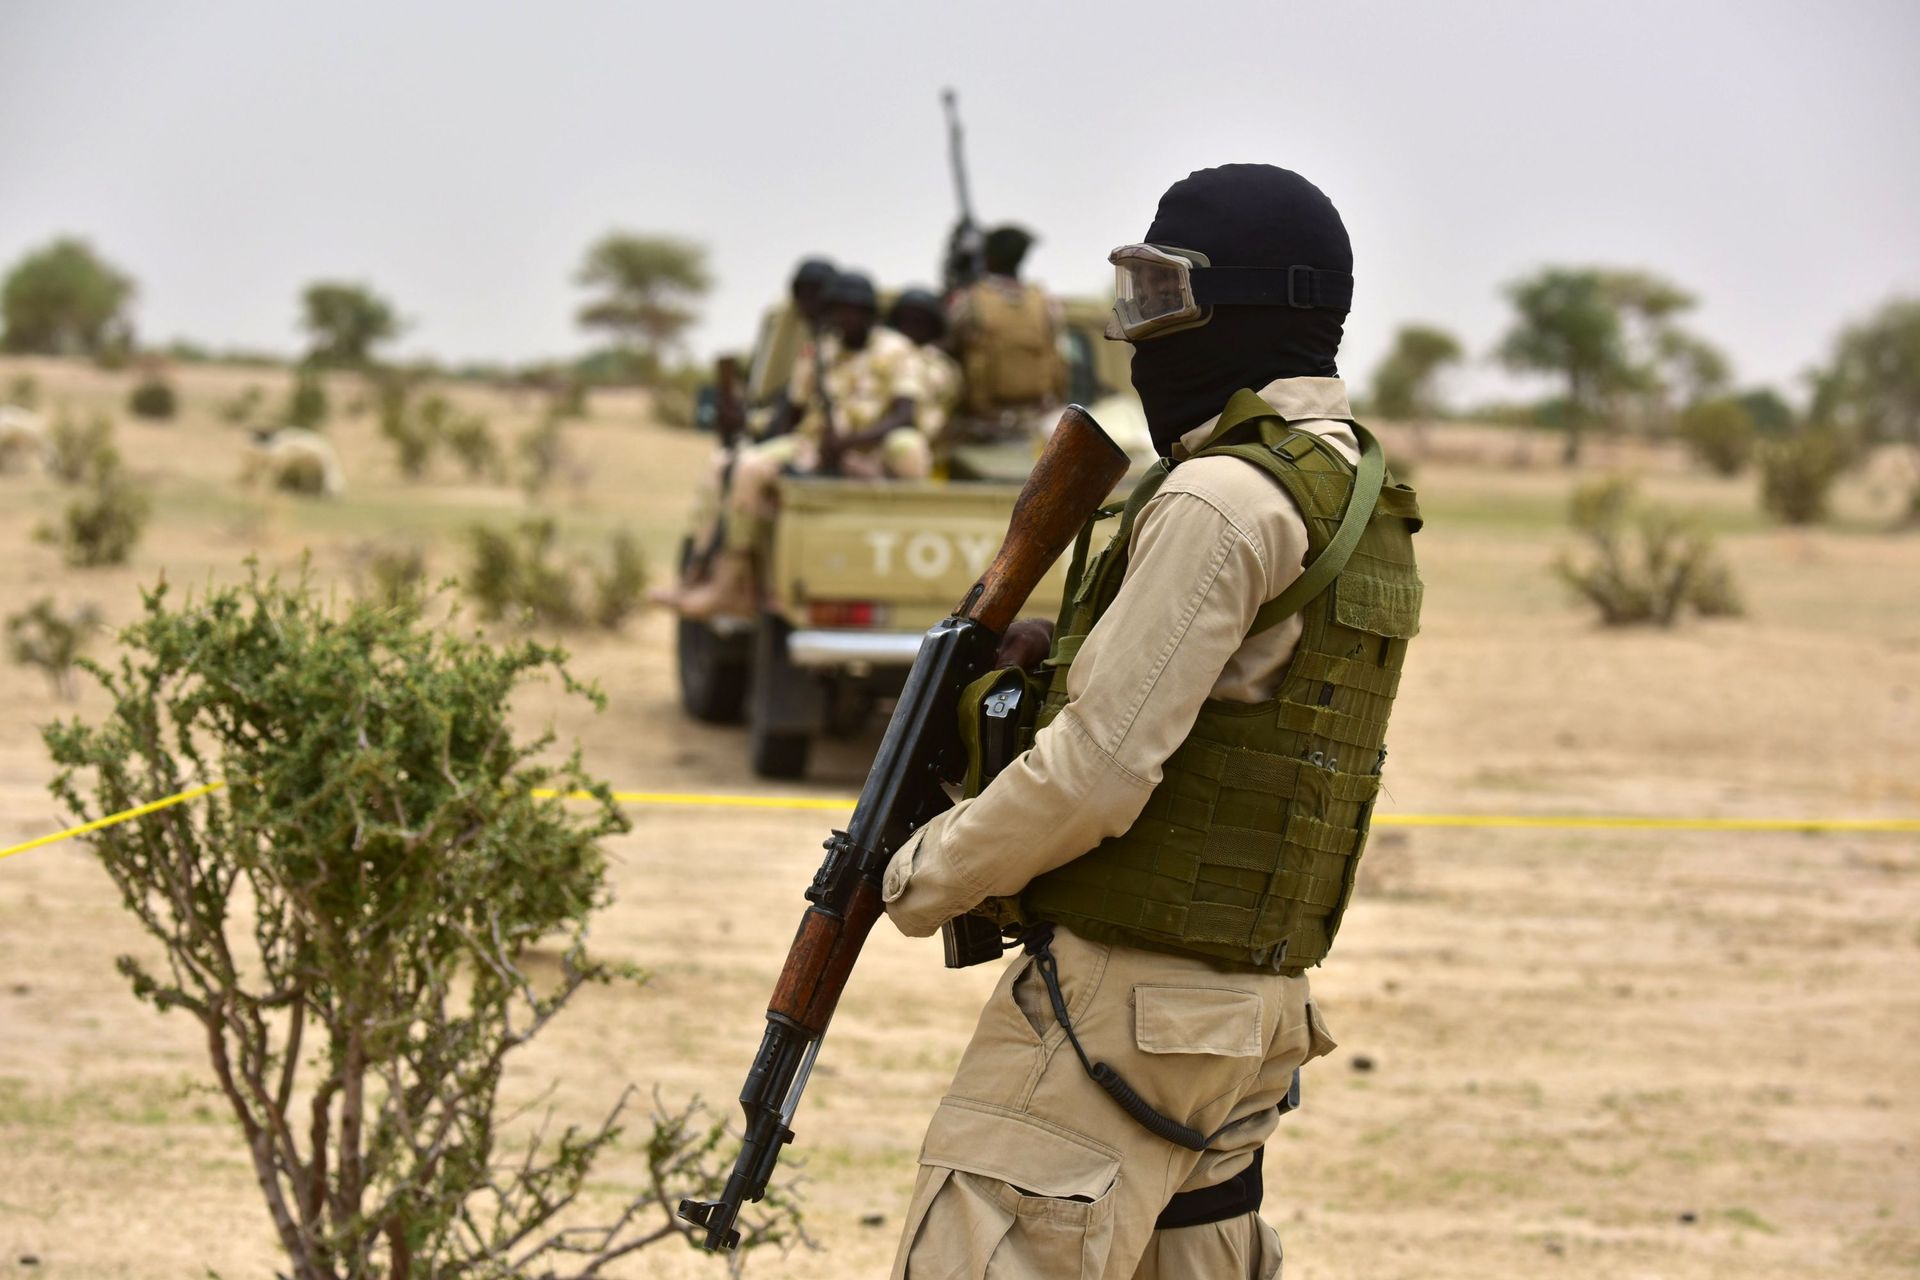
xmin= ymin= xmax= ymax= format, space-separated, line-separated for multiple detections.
xmin=892 ymin=926 xmax=1336 ymax=1279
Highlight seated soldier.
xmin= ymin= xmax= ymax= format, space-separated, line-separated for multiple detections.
xmin=669 ymin=272 xmax=935 ymax=620
xmin=886 ymin=287 xmax=963 ymax=447
xmin=946 ymin=224 xmax=1068 ymax=442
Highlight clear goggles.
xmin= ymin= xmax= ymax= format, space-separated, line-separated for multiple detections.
xmin=1106 ymin=243 xmax=1355 ymax=342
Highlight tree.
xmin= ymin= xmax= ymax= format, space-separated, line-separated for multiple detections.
xmin=301 ymin=281 xmax=400 ymax=367
xmin=1497 ymin=266 xmax=1716 ymax=464
xmin=574 ymin=233 xmax=710 ymax=374
xmin=1810 ymin=297 xmax=1920 ymax=448
xmin=1371 ymin=324 xmax=1463 ymax=439
xmin=1 ymin=237 xmax=136 ymax=355
xmin=42 ymin=571 xmax=802 ymax=1278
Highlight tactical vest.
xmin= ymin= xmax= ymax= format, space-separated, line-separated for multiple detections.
xmin=983 ymin=389 xmax=1423 ymax=973
xmin=961 ymin=281 xmax=1062 ymax=414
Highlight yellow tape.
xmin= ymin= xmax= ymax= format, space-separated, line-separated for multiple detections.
xmin=1 ymin=781 xmax=226 ymax=861
xmin=6 ymin=781 xmax=1917 ymax=863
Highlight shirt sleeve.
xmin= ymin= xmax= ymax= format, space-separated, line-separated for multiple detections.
xmin=882 ymin=479 xmax=1299 ymax=937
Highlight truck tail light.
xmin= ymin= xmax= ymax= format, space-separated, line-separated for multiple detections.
xmin=807 ymin=600 xmax=888 ymax=628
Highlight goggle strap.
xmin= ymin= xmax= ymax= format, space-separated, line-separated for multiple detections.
xmin=1192 ymin=265 xmax=1353 ymax=312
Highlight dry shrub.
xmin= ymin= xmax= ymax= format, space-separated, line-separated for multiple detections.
xmin=1759 ymin=428 xmax=1848 ymax=525
xmin=444 ymin=411 xmax=501 ymax=479
xmin=517 ymin=411 xmax=566 ymax=498
xmin=6 ymin=372 xmax=38 ymax=409
xmin=220 ymin=384 xmax=266 ymax=424
xmin=286 ymin=364 xmax=329 ymax=429
xmin=353 ymin=541 xmax=428 ymax=609
xmin=1677 ymin=398 xmax=1756 ymax=476
xmin=1555 ymin=475 xmax=1742 ymax=626
xmin=465 ymin=519 xmax=647 ymax=632
xmin=46 ymin=408 xmax=115 ymax=484
xmin=127 ymin=375 xmax=177 ymax=420
xmin=6 ymin=596 xmax=100 ymax=698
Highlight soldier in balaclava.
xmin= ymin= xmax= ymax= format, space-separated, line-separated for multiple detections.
xmin=887 ymin=287 xmax=963 ymax=447
xmin=883 ymin=164 xmax=1424 ymax=1278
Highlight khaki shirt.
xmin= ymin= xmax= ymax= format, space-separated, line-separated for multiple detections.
xmin=883 ymin=376 xmax=1360 ymax=936
xmin=795 ymin=326 xmax=931 ymax=442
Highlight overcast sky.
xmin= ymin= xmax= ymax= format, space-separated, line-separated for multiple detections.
xmin=3 ymin=0 xmax=1916 ymax=405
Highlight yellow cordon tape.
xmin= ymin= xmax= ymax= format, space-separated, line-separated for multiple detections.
xmin=4 ymin=783 xmax=1917 ymax=862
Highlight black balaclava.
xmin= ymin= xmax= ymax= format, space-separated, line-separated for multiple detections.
xmin=1128 ymin=164 xmax=1352 ymax=454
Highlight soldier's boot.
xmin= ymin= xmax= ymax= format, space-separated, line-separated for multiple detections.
xmin=671 ymin=550 xmax=758 ymax=621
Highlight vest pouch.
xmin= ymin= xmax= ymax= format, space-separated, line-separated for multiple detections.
xmin=1331 ymin=562 xmax=1422 ymax=640
xmin=958 ymin=666 xmax=1040 ymax=799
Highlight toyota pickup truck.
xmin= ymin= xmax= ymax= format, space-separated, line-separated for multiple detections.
xmin=671 ymin=298 xmax=1148 ymax=778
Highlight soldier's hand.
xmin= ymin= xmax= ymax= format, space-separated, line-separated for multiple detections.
xmin=994 ymin=618 xmax=1054 ymax=673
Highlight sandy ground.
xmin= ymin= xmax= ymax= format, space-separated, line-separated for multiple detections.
xmin=1 ymin=357 xmax=1916 ymax=1278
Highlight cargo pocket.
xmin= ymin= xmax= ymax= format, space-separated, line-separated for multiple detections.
xmin=1304 ymin=1000 xmax=1338 ymax=1063
xmin=897 ymin=1099 xmax=1120 ymax=1280
xmin=1132 ymin=984 xmax=1265 ymax=1115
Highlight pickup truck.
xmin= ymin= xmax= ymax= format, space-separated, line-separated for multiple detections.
xmin=672 ymin=298 xmax=1148 ymax=778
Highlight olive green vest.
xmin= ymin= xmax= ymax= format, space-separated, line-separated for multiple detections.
xmin=985 ymin=389 xmax=1423 ymax=973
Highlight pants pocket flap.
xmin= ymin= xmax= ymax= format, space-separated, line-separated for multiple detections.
xmin=1133 ymin=985 xmax=1263 ymax=1057
xmin=920 ymin=1099 xmax=1120 ymax=1200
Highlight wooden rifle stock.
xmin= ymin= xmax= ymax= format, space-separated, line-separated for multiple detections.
xmin=959 ymin=404 xmax=1131 ymax=633
xmin=678 ymin=403 xmax=1129 ymax=1252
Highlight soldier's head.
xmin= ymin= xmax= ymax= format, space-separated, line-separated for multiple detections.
xmin=1109 ymin=165 xmax=1353 ymax=453
xmin=822 ymin=272 xmax=879 ymax=350
xmin=983 ymin=225 xmax=1035 ymax=278
xmin=887 ymin=288 xmax=947 ymax=347
xmin=790 ymin=257 xmax=838 ymax=324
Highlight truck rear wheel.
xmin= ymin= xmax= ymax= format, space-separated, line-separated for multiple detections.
xmin=676 ymin=617 xmax=748 ymax=724
xmin=748 ymin=612 xmax=816 ymax=779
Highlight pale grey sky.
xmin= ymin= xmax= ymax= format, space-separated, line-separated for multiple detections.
xmin=3 ymin=0 xmax=1916 ymax=405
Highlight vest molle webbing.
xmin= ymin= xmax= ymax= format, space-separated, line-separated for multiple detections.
xmin=986 ymin=388 xmax=1422 ymax=972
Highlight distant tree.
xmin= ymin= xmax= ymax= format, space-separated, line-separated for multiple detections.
xmin=1372 ymin=324 xmax=1463 ymax=442
xmin=1810 ymin=298 xmax=1920 ymax=449
xmin=1735 ymin=387 xmax=1796 ymax=435
xmin=1 ymin=238 xmax=136 ymax=356
xmin=300 ymin=281 xmax=399 ymax=367
xmin=574 ymin=233 xmax=710 ymax=375
xmin=1498 ymin=266 xmax=1715 ymax=464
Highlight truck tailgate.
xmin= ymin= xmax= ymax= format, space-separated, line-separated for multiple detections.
xmin=773 ymin=478 xmax=1078 ymax=633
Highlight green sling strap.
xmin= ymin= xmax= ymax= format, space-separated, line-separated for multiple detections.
xmin=1196 ymin=388 xmax=1387 ymax=636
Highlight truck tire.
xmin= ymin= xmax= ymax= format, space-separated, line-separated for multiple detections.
xmin=676 ymin=616 xmax=748 ymax=724
xmin=748 ymin=613 xmax=815 ymax=780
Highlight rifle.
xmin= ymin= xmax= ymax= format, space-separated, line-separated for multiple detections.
xmin=678 ymin=404 xmax=1130 ymax=1251
xmin=941 ymin=87 xmax=985 ymax=294
xmin=810 ymin=329 xmax=845 ymax=477
xmin=713 ymin=354 xmax=745 ymax=453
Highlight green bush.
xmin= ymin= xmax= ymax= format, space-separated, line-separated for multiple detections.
xmin=592 ymin=529 xmax=649 ymax=629
xmin=46 ymin=409 xmax=116 ymax=485
xmin=1759 ymin=428 xmax=1847 ymax=525
xmin=1555 ymin=476 xmax=1742 ymax=626
xmin=1677 ymin=398 xmax=1756 ymax=476
xmin=6 ymin=596 xmax=100 ymax=698
xmin=6 ymin=372 xmax=38 ymax=409
xmin=40 ymin=570 xmax=802 ymax=1277
xmin=354 ymin=541 xmax=428 ymax=609
xmin=444 ymin=413 xmax=500 ymax=479
xmin=465 ymin=519 xmax=648 ymax=631
xmin=285 ymin=364 xmax=329 ymax=429
xmin=271 ymin=448 xmax=330 ymax=496
xmin=127 ymin=375 xmax=177 ymax=420
xmin=380 ymin=388 xmax=445 ymax=480
xmin=39 ymin=448 xmax=150 ymax=566
xmin=517 ymin=410 xmax=566 ymax=497
xmin=219 ymin=384 xmax=266 ymax=425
